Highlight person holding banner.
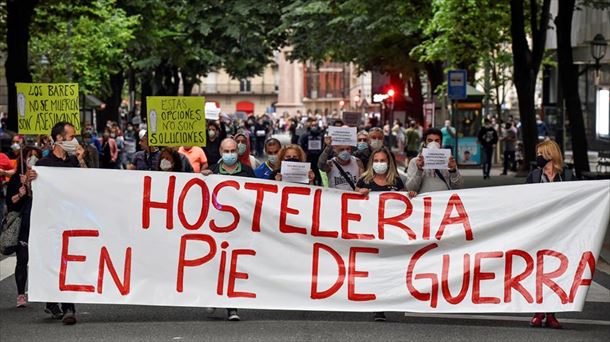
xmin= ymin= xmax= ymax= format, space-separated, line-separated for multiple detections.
xmin=202 ymin=137 xmax=254 ymax=179
xmin=405 ymin=128 xmax=462 ymax=193
xmin=318 ymin=136 xmax=364 ymax=191
xmin=254 ymin=138 xmax=282 ymax=180
xmin=6 ymin=147 xmax=39 ymax=308
xmin=32 ymin=121 xmax=85 ymax=325
xmin=201 ymin=137 xmax=251 ymax=321
xmin=355 ymin=146 xmax=416 ymax=321
xmin=526 ymin=140 xmax=574 ymax=329
xmin=271 ymin=144 xmax=315 ymax=184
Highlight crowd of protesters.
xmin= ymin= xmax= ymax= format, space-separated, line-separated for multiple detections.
xmin=0 ymin=108 xmax=570 ymax=328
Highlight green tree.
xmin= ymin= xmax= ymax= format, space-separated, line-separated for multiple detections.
xmin=413 ymin=0 xmax=513 ymax=113
xmin=120 ymin=0 xmax=287 ymax=114
xmin=279 ymin=0 xmax=436 ymax=121
xmin=29 ymin=0 xmax=138 ymax=95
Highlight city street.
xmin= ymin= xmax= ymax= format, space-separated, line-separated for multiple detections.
xmin=1 ymin=170 xmax=608 ymax=342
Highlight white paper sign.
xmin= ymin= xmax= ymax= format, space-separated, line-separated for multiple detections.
xmin=205 ymin=102 xmax=221 ymax=120
xmin=281 ymin=161 xmax=310 ymax=184
xmin=422 ymin=148 xmax=451 ymax=169
xmin=328 ymin=126 xmax=357 ymax=146
xmin=28 ymin=167 xmax=610 ymax=313
xmin=308 ymin=139 xmax=322 ymax=151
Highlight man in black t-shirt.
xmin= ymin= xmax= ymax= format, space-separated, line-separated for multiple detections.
xmin=31 ymin=121 xmax=85 ymax=325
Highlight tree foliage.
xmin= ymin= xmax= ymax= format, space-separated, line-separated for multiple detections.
xmin=28 ymin=0 xmax=138 ymax=96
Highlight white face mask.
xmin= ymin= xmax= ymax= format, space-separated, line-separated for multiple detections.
xmin=370 ymin=139 xmax=383 ymax=149
xmin=59 ymin=138 xmax=79 ymax=155
xmin=427 ymin=141 xmax=440 ymax=149
xmin=27 ymin=156 xmax=38 ymax=168
xmin=160 ymin=159 xmax=173 ymax=171
xmin=372 ymin=162 xmax=388 ymax=174
xmin=267 ymin=154 xmax=278 ymax=164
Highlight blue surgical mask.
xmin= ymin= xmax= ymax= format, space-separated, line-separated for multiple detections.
xmin=222 ymin=152 xmax=238 ymax=166
xmin=357 ymin=142 xmax=368 ymax=151
xmin=338 ymin=150 xmax=351 ymax=161
xmin=237 ymin=143 xmax=247 ymax=156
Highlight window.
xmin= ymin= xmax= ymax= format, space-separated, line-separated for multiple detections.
xmin=239 ymin=79 xmax=251 ymax=92
xmin=596 ymin=88 xmax=609 ymax=139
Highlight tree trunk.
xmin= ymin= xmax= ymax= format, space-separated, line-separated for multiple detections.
xmin=407 ymin=72 xmax=424 ymax=123
xmin=510 ymin=0 xmax=551 ymax=172
xmin=556 ymin=0 xmax=589 ymax=178
xmin=182 ymin=72 xmax=197 ymax=97
xmin=424 ymin=61 xmax=444 ymax=96
xmin=141 ymin=73 xmax=152 ymax=117
xmin=102 ymin=71 xmax=125 ymax=125
xmin=5 ymin=0 xmax=39 ymax=133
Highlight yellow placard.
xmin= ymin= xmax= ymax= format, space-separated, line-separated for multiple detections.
xmin=146 ymin=96 xmax=206 ymax=147
xmin=16 ymin=83 xmax=81 ymax=135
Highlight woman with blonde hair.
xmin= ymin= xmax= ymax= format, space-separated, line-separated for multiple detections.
xmin=527 ymin=139 xmax=573 ymax=329
xmin=356 ymin=147 xmax=405 ymax=196
xmin=355 ymin=146 xmax=415 ymax=322
xmin=526 ymin=139 xmax=573 ymax=184
xmin=272 ymin=144 xmax=315 ymax=184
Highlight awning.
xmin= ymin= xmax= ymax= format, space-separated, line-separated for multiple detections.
xmin=236 ymin=101 xmax=254 ymax=114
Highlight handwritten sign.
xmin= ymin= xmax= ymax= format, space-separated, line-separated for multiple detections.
xmin=16 ymin=83 xmax=81 ymax=135
xmin=328 ymin=126 xmax=357 ymax=146
xmin=281 ymin=161 xmax=311 ymax=184
xmin=342 ymin=112 xmax=362 ymax=127
xmin=422 ymin=148 xmax=451 ymax=169
xmin=146 ymin=96 xmax=206 ymax=147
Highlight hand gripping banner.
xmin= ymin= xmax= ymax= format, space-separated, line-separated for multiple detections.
xmin=29 ymin=167 xmax=610 ymax=312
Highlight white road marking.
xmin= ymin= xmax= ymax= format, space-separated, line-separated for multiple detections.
xmin=403 ymin=313 xmax=610 ymax=326
xmin=0 ymin=256 xmax=16 ymax=281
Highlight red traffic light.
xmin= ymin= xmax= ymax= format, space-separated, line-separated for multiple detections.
xmin=387 ymin=89 xmax=395 ymax=97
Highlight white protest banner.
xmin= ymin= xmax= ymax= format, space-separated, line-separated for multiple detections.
xmin=422 ymin=148 xmax=451 ymax=170
xmin=205 ymin=102 xmax=221 ymax=121
xmin=281 ymin=161 xmax=311 ymax=184
xmin=30 ymin=167 xmax=609 ymax=313
xmin=328 ymin=126 xmax=357 ymax=146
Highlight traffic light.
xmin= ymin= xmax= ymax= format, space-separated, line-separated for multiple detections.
xmin=387 ymin=88 xmax=395 ymax=97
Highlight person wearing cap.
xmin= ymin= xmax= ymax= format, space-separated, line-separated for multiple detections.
xmin=129 ymin=129 xmax=160 ymax=171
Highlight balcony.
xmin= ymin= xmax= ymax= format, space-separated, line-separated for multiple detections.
xmin=199 ymin=83 xmax=278 ymax=95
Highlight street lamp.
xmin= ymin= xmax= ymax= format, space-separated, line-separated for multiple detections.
xmin=591 ymin=34 xmax=607 ymax=75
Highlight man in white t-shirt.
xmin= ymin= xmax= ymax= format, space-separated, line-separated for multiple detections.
xmin=317 ymin=136 xmax=364 ymax=190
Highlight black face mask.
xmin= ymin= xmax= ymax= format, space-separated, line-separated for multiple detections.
xmin=284 ymin=157 xmax=299 ymax=162
xmin=536 ymin=155 xmax=549 ymax=168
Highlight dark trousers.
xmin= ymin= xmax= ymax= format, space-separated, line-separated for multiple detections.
xmin=503 ymin=150 xmax=516 ymax=173
xmin=15 ymin=242 xmax=28 ymax=295
xmin=481 ymin=146 xmax=493 ymax=177
xmin=46 ymin=302 xmax=75 ymax=313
